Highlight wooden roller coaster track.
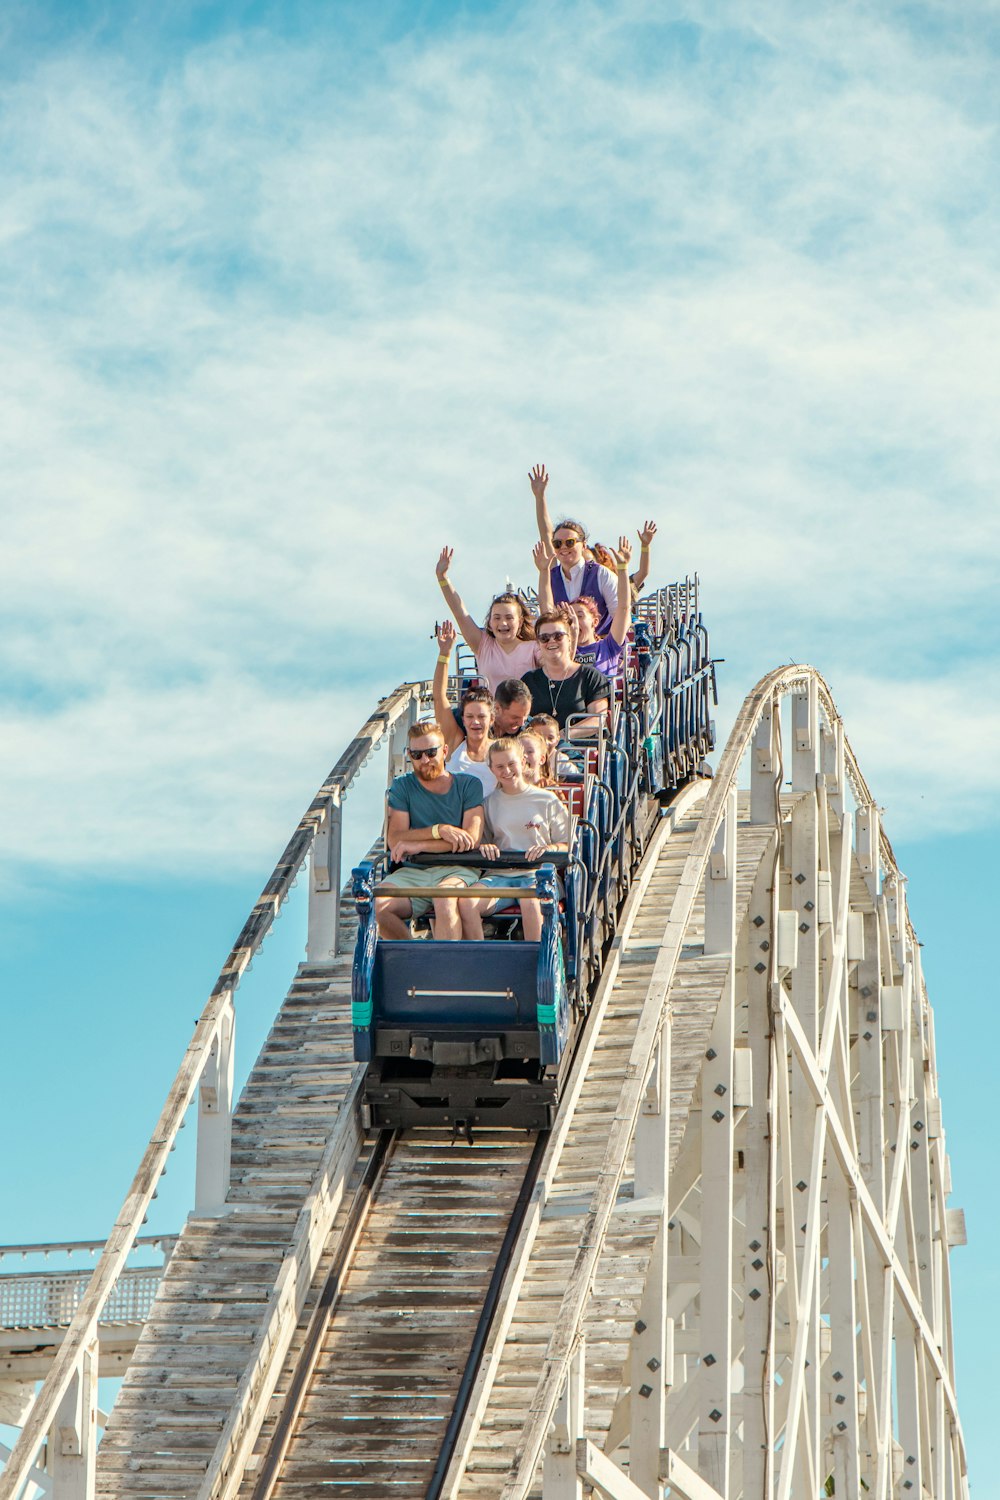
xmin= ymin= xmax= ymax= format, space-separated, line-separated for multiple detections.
xmin=0 ymin=634 xmax=969 ymax=1500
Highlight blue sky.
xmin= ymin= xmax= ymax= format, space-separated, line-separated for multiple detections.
xmin=1 ymin=0 xmax=997 ymax=1487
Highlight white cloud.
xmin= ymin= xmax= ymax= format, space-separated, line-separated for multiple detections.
xmin=2 ymin=1 xmax=1000 ymax=881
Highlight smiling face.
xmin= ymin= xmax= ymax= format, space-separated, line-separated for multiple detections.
xmin=488 ymin=600 xmax=524 ymax=644
xmin=529 ymin=718 xmax=560 ymax=757
xmin=519 ymin=732 xmax=545 ymax=786
xmin=494 ymin=698 xmax=529 ymax=736
xmin=408 ymin=735 xmax=446 ymax=782
xmin=536 ymin=621 xmax=573 ymax=668
xmin=571 ymin=601 xmax=597 ymax=645
xmin=552 ymin=526 xmax=584 ymax=570
xmin=488 ymin=744 xmax=527 ymax=793
xmin=461 ymin=701 xmax=492 ymax=746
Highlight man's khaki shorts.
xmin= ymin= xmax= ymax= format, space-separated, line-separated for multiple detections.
xmin=378 ymin=864 xmax=481 ymax=918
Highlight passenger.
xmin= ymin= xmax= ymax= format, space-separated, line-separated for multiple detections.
xmin=376 ymin=719 xmax=485 ymax=941
xmin=520 ymin=610 xmax=611 ymax=738
xmin=572 ymin=537 xmax=633 ymax=676
xmin=528 ymin=464 xmax=618 ymax=635
xmin=475 ymin=737 xmax=570 ymax=942
xmin=435 ymin=547 xmax=539 ymax=694
xmin=432 ymin=621 xmax=497 ymax=795
xmin=519 ymin=728 xmax=556 ymax=789
xmin=493 ymin=678 xmax=533 ymax=737
xmin=524 ymin=714 xmax=576 ymax=781
xmin=631 ymin=520 xmax=657 ymax=596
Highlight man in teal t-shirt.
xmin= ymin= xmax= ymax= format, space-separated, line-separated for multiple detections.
xmin=376 ymin=718 xmax=485 ymax=940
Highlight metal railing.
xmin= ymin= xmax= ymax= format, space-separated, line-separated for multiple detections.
xmin=0 ymin=1268 xmax=161 ymax=1331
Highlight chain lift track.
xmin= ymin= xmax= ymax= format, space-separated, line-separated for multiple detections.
xmin=0 ymin=581 xmax=970 ymax=1500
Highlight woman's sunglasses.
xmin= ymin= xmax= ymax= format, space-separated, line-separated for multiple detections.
xmin=538 ymin=630 xmax=568 ymax=644
xmin=409 ymin=745 xmax=443 ymax=760
xmin=552 ymin=536 xmax=582 ymax=549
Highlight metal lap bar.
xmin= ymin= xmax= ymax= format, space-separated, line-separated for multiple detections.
xmin=373 ymin=883 xmax=540 ymax=900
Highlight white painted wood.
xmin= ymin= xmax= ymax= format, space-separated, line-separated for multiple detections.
xmin=659 ymin=1446 xmax=725 ymax=1500
xmin=630 ymin=1015 xmax=671 ymax=1496
xmin=306 ymin=794 xmax=342 ymax=961
xmin=194 ymin=997 xmax=235 ymax=1217
xmin=576 ymin=1440 xmax=650 ymax=1500
xmin=703 ymin=788 xmax=736 ymax=957
xmin=49 ymin=1339 xmax=97 ymax=1500
xmin=543 ymin=1342 xmax=585 ymax=1499
xmin=749 ymin=698 xmax=776 ymax=826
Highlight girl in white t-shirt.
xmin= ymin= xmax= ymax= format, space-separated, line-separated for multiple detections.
xmin=475 ymin=737 xmax=570 ymax=941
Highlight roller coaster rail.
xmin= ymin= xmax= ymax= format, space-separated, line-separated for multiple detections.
xmin=0 ymin=579 xmax=969 ymax=1500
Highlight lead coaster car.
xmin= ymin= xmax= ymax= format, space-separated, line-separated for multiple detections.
xmin=351 ymin=858 xmax=573 ymax=1133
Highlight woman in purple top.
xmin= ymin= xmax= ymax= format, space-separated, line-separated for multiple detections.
xmin=570 ymin=537 xmax=633 ymax=676
xmin=529 ymin=464 xmax=618 ymax=635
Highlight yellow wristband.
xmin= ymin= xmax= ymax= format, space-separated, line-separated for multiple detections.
xmin=438 ymin=655 xmax=451 ymax=664
xmin=641 ymin=546 xmax=650 ymax=553
xmin=438 ymin=577 xmax=449 ymax=588
xmin=431 ymin=823 xmax=442 ymax=840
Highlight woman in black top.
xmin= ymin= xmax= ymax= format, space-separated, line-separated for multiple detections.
xmin=520 ymin=608 xmax=611 ymax=737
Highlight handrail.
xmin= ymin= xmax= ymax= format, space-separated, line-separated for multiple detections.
xmin=500 ymin=663 xmax=966 ymax=1498
xmin=0 ymin=681 xmax=421 ymax=1500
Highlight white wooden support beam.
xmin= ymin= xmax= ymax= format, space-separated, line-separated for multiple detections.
xmin=704 ymin=787 xmax=737 ymax=958
xmin=825 ymin=1167 xmax=860 ymax=1495
xmin=576 ymin=1441 xmax=650 ymax=1500
xmin=306 ymin=794 xmax=343 ymax=963
xmin=740 ymin=843 xmax=779 ymax=1500
xmin=698 ymin=794 xmax=737 ymax=1494
xmin=750 ymin=699 xmax=776 ymax=826
xmin=49 ymin=1339 xmax=97 ymax=1500
xmin=820 ymin=718 xmax=845 ymax=821
xmin=855 ymin=803 xmax=880 ymax=902
xmin=659 ymin=1447 xmax=725 ymax=1500
xmin=386 ymin=692 xmax=419 ymax=787
xmin=790 ymin=683 xmax=818 ymax=794
xmin=543 ymin=1341 xmax=585 ymax=1499
xmin=194 ymin=997 xmax=235 ymax=1217
xmin=631 ymin=1016 xmax=672 ymax=1495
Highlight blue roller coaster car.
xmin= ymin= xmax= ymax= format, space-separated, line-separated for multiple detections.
xmin=351 ymin=861 xmax=573 ymax=1133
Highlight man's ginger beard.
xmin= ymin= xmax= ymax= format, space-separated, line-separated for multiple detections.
xmin=415 ymin=758 xmax=444 ymax=782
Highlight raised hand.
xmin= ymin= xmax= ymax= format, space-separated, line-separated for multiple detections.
xmin=436 ymin=546 xmax=454 ymax=582
xmin=615 ymin=535 xmax=634 ymax=567
xmin=529 ymin=464 xmax=549 ymax=502
xmin=637 ymin=520 xmax=657 ymax=548
xmin=436 ymin=619 xmax=457 ymax=653
xmin=533 ymin=538 xmax=554 ymax=573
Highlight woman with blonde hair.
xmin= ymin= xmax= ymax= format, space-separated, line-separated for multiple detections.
xmin=435 ymin=547 xmax=539 ymax=694
xmin=474 ymin=737 xmax=570 ymax=942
